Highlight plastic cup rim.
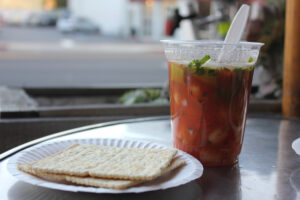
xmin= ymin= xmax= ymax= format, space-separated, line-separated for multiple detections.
xmin=160 ymin=40 xmax=264 ymax=47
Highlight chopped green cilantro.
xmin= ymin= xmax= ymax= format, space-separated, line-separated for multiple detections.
xmin=208 ymin=69 xmax=217 ymax=76
xmin=199 ymin=55 xmax=211 ymax=65
xmin=188 ymin=55 xmax=211 ymax=75
xmin=233 ymin=67 xmax=244 ymax=72
xmin=248 ymin=57 xmax=254 ymax=63
xmin=196 ymin=67 xmax=205 ymax=75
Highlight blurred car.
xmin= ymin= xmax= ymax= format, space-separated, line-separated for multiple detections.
xmin=56 ymin=17 xmax=99 ymax=34
xmin=26 ymin=11 xmax=57 ymax=27
xmin=25 ymin=12 xmax=42 ymax=26
xmin=3 ymin=10 xmax=30 ymax=26
xmin=38 ymin=12 xmax=57 ymax=26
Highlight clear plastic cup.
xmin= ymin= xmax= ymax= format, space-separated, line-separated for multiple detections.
xmin=161 ymin=40 xmax=263 ymax=166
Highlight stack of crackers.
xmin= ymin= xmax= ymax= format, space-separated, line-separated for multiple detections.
xmin=18 ymin=143 xmax=185 ymax=190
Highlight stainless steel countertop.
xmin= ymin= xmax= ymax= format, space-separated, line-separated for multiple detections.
xmin=0 ymin=116 xmax=299 ymax=200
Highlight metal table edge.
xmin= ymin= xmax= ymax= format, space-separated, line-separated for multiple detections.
xmin=2 ymin=115 xmax=300 ymax=161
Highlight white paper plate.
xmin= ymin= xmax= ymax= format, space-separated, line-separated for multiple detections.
xmin=7 ymin=138 xmax=203 ymax=194
xmin=292 ymin=138 xmax=300 ymax=155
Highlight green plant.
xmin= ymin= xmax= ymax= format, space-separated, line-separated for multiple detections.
xmin=119 ymin=89 xmax=169 ymax=105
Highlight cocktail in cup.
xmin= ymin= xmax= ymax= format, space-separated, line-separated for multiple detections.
xmin=161 ymin=40 xmax=263 ymax=166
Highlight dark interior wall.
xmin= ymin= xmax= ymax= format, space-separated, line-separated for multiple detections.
xmin=0 ymin=116 xmax=131 ymax=154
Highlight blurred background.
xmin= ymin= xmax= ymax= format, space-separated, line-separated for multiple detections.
xmin=0 ymin=0 xmax=286 ymax=152
xmin=0 ymin=0 xmax=284 ymax=113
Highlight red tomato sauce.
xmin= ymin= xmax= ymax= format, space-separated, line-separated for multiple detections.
xmin=168 ymin=62 xmax=254 ymax=166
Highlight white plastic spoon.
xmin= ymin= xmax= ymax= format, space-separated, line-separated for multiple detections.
xmin=218 ymin=4 xmax=250 ymax=62
xmin=203 ymin=4 xmax=250 ymax=66
xmin=224 ymin=4 xmax=250 ymax=43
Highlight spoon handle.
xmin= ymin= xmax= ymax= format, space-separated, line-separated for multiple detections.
xmin=224 ymin=4 xmax=250 ymax=43
xmin=217 ymin=4 xmax=250 ymax=63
